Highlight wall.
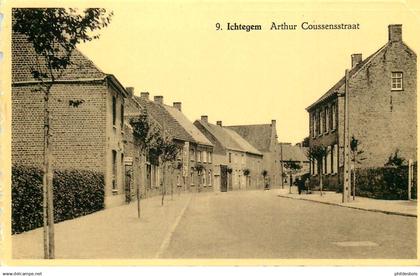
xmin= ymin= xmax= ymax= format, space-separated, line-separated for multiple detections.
xmin=104 ymin=83 xmax=126 ymax=208
xmin=348 ymin=41 xmax=417 ymax=168
xmin=12 ymin=82 xmax=107 ymax=173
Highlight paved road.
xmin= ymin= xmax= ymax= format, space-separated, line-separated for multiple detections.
xmin=162 ymin=190 xmax=417 ymax=259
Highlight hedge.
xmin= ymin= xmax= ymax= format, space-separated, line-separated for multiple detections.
xmin=355 ymin=166 xmax=417 ymax=200
xmin=12 ymin=165 xmax=105 ymax=234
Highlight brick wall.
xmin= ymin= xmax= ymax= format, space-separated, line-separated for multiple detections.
xmin=348 ymin=41 xmax=417 ymax=168
xmin=12 ymin=82 xmax=107 ymax=173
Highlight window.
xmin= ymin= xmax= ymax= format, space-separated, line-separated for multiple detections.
xmin=197 ymin=151 xmax=202 ymax=162
xmin=391 ymin=72 xmax=403 ymax=90
xmin=326 ymin=146 xmax=331 ymax=174
xmin=120 ymin=103 xmax=124 ymax=129
xmin=208 ymin=152 xmax=212 ymax=163
xmin=333 ymin=144 xmax=338 ymax=174
xmin=203 ymin=151 xmax=207 ymax=163
xmin=323 ymin=108 xmax=327 ymax=133
xmin=325 ymin=107 xmax=329 ymax=132
xmin=319 ymin=110 xmax=324 ymax=134
xmin=112 ymin=96 xmax=117 ymax=126
xmin=208 ymin=170 xmax=212 ymax=187
xmin=312 ymin=113 xmax=316 ymax=137
xmin=112 ymin=150 xmax=117 ymax=190
xmin=229 ymin=153 xmax=232 ymax=163
xmin=331 ymin=104 xmax=337 ymax=130
xmin=190 ymin=149 xmax=195 ymax=161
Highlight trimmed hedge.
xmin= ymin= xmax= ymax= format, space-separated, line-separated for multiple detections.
xmin=355 ymin=166 xmax=417 ymax=200
xmin=12 ymin=165 xmax=105 ymax=234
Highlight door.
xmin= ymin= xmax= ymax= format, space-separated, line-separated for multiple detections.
xmin=220 ymin=165 xmax=228 ymax=192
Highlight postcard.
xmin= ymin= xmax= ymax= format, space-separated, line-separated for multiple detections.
xmin=0 ymin=0 xmax=419 ymax=271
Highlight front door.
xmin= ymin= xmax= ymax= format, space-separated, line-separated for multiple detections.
xmin=220 ymin=165 xmax=228 ymax=192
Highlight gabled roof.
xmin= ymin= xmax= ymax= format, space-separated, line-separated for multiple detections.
xmin=135 ymin=97 xmax=212 ymax=147
xmin=195 ymin=120 xmax=262 ymax=156
xmin=280 ymin=144 xmax=308 ymax=162
xmin=164 ymin=105 xmax=213 ymax=146
xmin=12 ymin=32 xmax=107 ymax=83
xmin=226 ymin=124 xmax=273 ymax=152
xmin=306 ymin=43 xmax=389 ymax=111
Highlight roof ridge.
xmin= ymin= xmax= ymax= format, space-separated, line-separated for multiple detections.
xmin=306 ymin=42 xmax=390 ymax=110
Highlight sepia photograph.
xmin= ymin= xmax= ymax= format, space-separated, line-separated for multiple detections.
xmin=0 ymin=0 xmax=419 ymax=271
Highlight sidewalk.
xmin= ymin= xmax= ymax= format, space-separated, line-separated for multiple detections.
xmin=12 ymin=193 xmax=193 ymax=259
xmin=277 ymin=187 xmax=417 ymax=217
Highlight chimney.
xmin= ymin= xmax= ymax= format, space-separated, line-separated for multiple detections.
xmin=140 ymin=92 xmax=149 ymax=100
xmin=351 ymin=54 xmax=362 ymax=68
xmin=388 ymin=24 xmax=402 ymax=42
xmin=216 ymin=121 xmax=222 ymax=127
xmin=271 ymin=119 xmax=276 ymax=128
xmin=173 ymin=102 xmax=182 ymax=111
xmin=201 ymin=115 xmax=208 ymax=123
xmin=125 ymin=87 xmax=134 ymax=98
xmin=154 ymin=95 xmax=163 ymax=104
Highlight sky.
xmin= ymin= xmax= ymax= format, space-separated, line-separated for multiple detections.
xmin=74 ymin=0 xmax=420 ymax=144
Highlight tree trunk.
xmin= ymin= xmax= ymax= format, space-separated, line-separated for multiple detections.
xmin=43 ymin=88 xmax=54 ymax=259
xmin=171 ymin=168 xmax=174 ymax=200
xmin=319 ymin=159 xmax=323 ymax=196
xmin=161 ymin=163 xmax=165 ymax=206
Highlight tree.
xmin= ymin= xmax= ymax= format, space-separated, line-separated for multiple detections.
xmin=131 ymin=114 xmax=179 ymax=206
xmin=194 ymin=164 xmax=205 ymax=192
xmin=350 ymin=136 xmax=366 ymax=199
xmin=283 ymin=160 xmax=302 ymax=194
xmin=13 ymin=8 xmax=112 ymax=259
xmin=130 ymin=111 xmax=162 ymax=217
xmin=156 ymin=132 xmax=179 ymax=206
xmin=306 ymin=145 xmax=329 ymax=196
xmin=262 ymin=170 xmax=269 ymax=189
xmin=243 ymin=168 xmax=250 ymax=188
xmin=385 ymin=149 xmax=406 ymax=167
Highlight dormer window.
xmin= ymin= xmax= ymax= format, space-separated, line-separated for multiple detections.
xmin=391 ymin=72 xmax=403 ymax=91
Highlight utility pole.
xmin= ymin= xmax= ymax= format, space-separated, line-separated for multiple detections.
xmin=342 ymin=69 xmax=351 ymax=203
xmin=408 ymin=159 xmax=413 ymax=200
xmin=280 ymin=143 xmax=284 ymax=189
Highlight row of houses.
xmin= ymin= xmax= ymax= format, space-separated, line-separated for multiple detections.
xmin=12 ymin=24 xmax=415 ymax=209
xmin=11 ymin=30 xmax=283 ymax=208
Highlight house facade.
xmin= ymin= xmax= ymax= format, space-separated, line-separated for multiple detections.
xmin=227 ymin=121 xmax=281 ymax=188
xmin=194 ymin=117 xmax=263 ymax=191
xmin=12 ymin=32 xmax=129 ymax=208
xmin=306 ymin=24 xmax=417 ymax=191
xmin=131 ymin=93 xmax=214 ymax=195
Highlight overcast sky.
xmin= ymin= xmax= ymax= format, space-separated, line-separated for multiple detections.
xmin=77 ymin=1 xmax=420 ymax=144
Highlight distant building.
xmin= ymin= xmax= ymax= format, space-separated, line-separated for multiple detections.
xmin=279 ymin=143 xmax=309 ymax=185
xmin=133 ymin=93 xmax=214 ymax=194
xmin=194 ymin=117 xmax=263 ymax=191
xmin=306 ymin=24 xmax=417 ymax=191
xmin=226 ymin=121 xmax=281 ymax=187
xmin=12 ymin=32 xmax=129 ymax=208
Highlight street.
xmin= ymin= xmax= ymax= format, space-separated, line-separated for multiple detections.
xmin=162 ymin=190 xmax=416 ymax=259
xmin=12 ymin=190 xmax=416 ymax=259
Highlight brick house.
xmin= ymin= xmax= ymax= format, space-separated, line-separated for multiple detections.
xmin=194 ymin=117 xmax=263 ymax=191
xmin=226 ymin=121 xmax=281 ymax=188
xmin=12 ymin=32 xmax=130 ymax=208
xmin=130 ymin=93 xmax=214 ymax=194
xmin=306 ymin=24 xmax=417 ymax=191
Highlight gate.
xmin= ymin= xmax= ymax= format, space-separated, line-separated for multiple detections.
xmin=220 ymin=165 xmax=228 ymax=192
xmin=124 ymin=157 xmax=133 ymax=203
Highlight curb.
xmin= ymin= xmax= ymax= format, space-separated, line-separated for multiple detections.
xmin=277 ymin=194 xmax=417 ymax=218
